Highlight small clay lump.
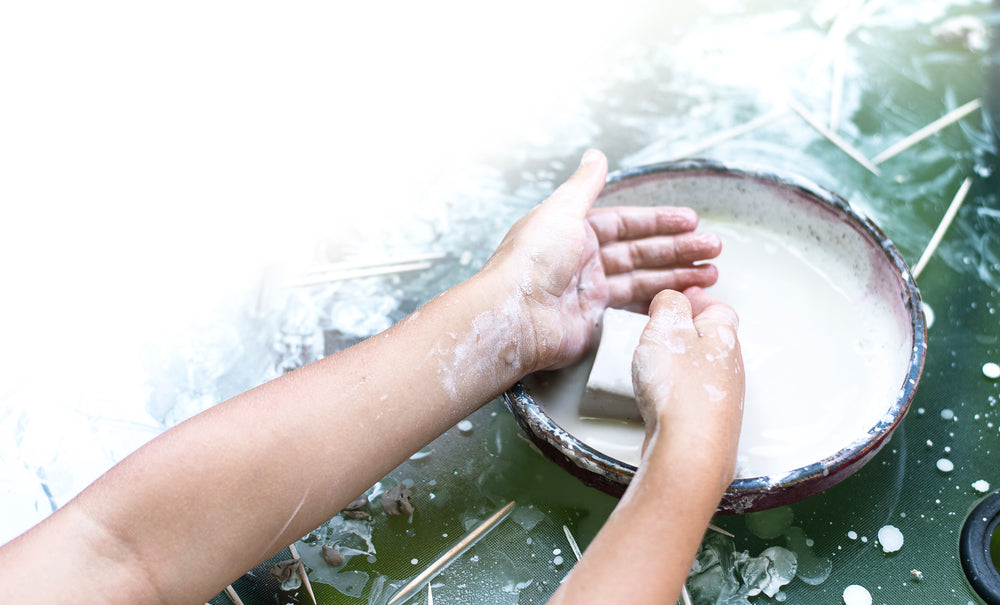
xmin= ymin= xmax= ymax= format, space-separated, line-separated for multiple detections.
xmin=381 ymin=483 xmax=414 ymax=516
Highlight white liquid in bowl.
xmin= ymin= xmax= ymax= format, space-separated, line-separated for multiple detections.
xmin=528 ymin=214 xmax=911 ymax=479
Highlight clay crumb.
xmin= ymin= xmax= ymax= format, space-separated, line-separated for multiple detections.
xmin=345 ymin=494 xmax=369 ymax=510
xmin=382 ymin=483 xmax=414 ymax=516
xmin=270 ymin=558 xmax=301 ymax=582
xmin=343 ymin=494 xmax=370 ymax=519
xmin=322 ymin=545 xmax=346 ymax=566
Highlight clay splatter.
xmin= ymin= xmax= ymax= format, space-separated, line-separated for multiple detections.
xmin=877 ymin=525 xmax=904 ymax=553
xmin=843 ymin=584 xmax=872 ymax=605
xmin=921 ymin=302 xmax=935 ymax=329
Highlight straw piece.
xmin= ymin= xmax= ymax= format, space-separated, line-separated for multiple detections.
xmin=829 ymin=47 xmax=845 ymax=131
xmin=284 ymin=261 xmax=433 ymax=287
xmin=707 ymin=523 xmax=735 ymax=538
xmin=806 ymin=0 xmax=870 ymax=84
xmin=563 ymin=524 xmax=583 ymax=562
xmin=912 ymin=177 xmax=973 ymax=279
xmin=671 ymin=107 xmax=788 ymax=159
xmin=787 ymin=97 xmax=881 ymax=176
xmin=286 ymin=543 xmax=318 ymax=605
xmin=427 ymin=583 xmax=433 ymax=605
xmin=224 ymin=585 xmax=246 ymax=605
xmin=871 ymin=98 xmax=982 ymax=165
xmin=680 ymin=585 xmax=694 ymax=605
xmin=386 ymin=501 xmax=516 ymax=605
xmin=302 ymin=253 xmax=446 ymax=275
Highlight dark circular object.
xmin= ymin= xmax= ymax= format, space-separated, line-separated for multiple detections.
xmin=961 ymin=492 xmax=1000 ymax=605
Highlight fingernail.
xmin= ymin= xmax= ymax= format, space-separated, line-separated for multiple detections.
xmin=579 ymin=149 xmax=600 ymax=167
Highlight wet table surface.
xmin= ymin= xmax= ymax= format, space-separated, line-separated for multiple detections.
xmin=2 ymin=1 xmax=999 ymax=604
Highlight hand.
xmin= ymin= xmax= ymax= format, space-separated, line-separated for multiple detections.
xmin=481 ymin=150 xmax=721 ymax=373
xmin=631 ymin=287 xmax=744 ymax=489
xmin=549 ymin=287 xmax=744 ymax=605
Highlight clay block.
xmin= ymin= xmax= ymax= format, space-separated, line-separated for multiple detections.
xmin=579 ymin=308 xmax=648 ymax=422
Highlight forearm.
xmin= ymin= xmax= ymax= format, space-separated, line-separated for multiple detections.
xmin=0 ymin=270 xmax=531 ymax=604
xmin=550 ymin=287 xmax=744 ymax=605
xmin=549 ymin=432 xmax=731 ymax=605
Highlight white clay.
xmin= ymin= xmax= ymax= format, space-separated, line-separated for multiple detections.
xmin=877 ymin=525 xmax=903 ymax=553
xmin=579 ymin=308 xmax=649 ymax=422
xmin=842 ymin=584 xmax=872 ymax=605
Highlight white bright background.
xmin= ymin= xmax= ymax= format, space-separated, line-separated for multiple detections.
xmin=0 ymin=1 xmax=687 ymax=371
xmin=0 ymin=0 xmax=707 ymax=542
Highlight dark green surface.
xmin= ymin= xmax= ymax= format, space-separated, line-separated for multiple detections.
xmin=215 ymin=2 xmax=1000 ymax=603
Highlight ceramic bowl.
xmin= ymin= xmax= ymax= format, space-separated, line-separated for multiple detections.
xmin=503 ymin=160 xmax=927 ymax=513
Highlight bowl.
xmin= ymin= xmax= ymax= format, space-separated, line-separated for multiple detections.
xmin=503 ymin=160 xmax=927 ymax=513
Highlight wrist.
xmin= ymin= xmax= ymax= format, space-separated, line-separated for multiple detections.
xmin=641 ymin=427 xmax=738 ymax=497
xmin=447 ymin=270 xmax=539 ymax=388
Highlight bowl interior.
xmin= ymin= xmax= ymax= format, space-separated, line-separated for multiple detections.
xmin=505 ymin=161 xmax=926 ymax=512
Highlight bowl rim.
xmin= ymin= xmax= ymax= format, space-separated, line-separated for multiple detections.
xmin=503 ymin=159 xmax=928 ymax=513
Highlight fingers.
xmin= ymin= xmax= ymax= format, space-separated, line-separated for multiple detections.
xmin=599 ymin=232 xmax=721 ymax=274
xmin=646 ymin=289 xmax=695 ymax=330
xmin=642 ymin=287 xmax=739 ymax=344
xmin=684 ymin=286 xmax=740 ymax=338
xmin=606 ymin=265 xmax=719 ymax=311
xmin=587 ymin=206 xmax=699 ymax=243
xmin=544 ymin=149 xmax=608 ymax=220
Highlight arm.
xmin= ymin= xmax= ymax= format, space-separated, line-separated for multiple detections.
xmin=0 ymin=150 xmax=722 ymax=604
xmin=548 ymin=287 xmax=745 ymax=605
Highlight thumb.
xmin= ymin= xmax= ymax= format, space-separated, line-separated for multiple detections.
xmin=684 ymin=287 xmax=740 ymax=336
xmin=544 ymin=149 xmax=608 ymax=219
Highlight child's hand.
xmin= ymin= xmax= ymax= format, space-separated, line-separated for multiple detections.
xmin=480 ymin=150 xmax=721 ymax=374
xmin=632 ymin=287 xmax=744 ymax=491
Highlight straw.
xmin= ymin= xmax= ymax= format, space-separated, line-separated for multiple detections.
xmin=708 ymin=523 xmax=735 ymax=538
xmin=680 ymin=585 xmax=694 ymax=605
xmin=829 ymin=47 xmax=845 ymax=131
xmin=670 ymin=107 xmax=788 ymax=159
xmin=787 ymin=97 xmax=881 ymax=176
xmin=286 ymin=543 xmax=317 ymax=605
xmin=224 ymin=586 xmax=245 ymax=605
xmin=386 ymin=501 xmax=516 ymax=605
xmin=563 ymin=524 xmax=584 ymax=562
xmin=806 ymin=0 xmax=872 ymax=84
xmin=871 ymin=98 xmax=982 ymax=165
xmin=301 ymin=253 xmax=445 ymax=275
xmin=285 ymin=261 xmax=434 ymax=287
xmin=911 ymin=177 xmax=973 ymax=279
